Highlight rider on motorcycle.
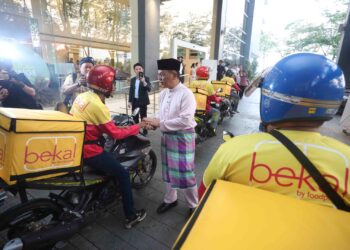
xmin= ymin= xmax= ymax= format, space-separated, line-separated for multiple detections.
xmin=189 ymin=66 xmax=221 ymax=136
xmin=70 ymin=65 xmax=148 ymax=229
xmin=198 ymin=53 xmax=350 ymax=208
xmin=221 ymin=69 xmax=240 ymax=113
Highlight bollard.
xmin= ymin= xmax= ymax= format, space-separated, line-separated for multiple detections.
xmin=125 ymin=92 xmax=128 ymax=115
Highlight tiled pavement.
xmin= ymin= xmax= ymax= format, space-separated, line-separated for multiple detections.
xmin=0 ymin=90 xmax=349 ymax=249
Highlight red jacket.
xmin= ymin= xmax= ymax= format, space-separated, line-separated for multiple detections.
xmin=71 ymin=91 xmax=140 ymax=158
xmin=206 ymin=94 xmax=221 ymax=113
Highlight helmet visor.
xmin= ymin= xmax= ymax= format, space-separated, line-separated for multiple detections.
xmin=244 ymin=67 xmax=271 ymax=97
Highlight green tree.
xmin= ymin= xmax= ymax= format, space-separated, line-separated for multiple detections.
xmin=259 ymin=31 xmax=278 ymax=68
xmin=160 ymin=11 xmax=212 ymax=57
xmin=284 ymin=1 xmax=347 ymax=59
xmin=41 ymin=0 xmax=130 ymax=44
xmin=223 ymin=27 xmax=242 ymax=61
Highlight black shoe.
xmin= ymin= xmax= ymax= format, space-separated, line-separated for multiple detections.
xmin=124 ymin=209 xmax=147 ymax=229
xmin=156 ymin=201 xmax=178 ymax=214
xmin=208 ymin=128 xmax=217 ymax=137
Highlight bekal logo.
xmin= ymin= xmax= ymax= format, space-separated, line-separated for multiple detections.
xmin=24 ymin=136 xmax=77 ymax=171
xmin=249 ymin=141 xmax=350 ymax=197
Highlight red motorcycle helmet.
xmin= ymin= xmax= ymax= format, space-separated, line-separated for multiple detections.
xmin=87 ymin=65 xmax=115 ymax=96
xmin=196 ymin=66 xmax=209 ymax=80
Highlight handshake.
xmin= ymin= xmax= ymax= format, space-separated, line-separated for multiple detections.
xmin=138 ymin=118 xmax=160 ymax=131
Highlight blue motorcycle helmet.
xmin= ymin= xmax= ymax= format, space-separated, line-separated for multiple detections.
xmin=245 ymin=53 xmax=345 ymax=124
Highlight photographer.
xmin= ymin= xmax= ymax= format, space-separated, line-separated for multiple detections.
xmin=61 ymin=57 xmax=95 ymax=111
xmin=128 ymin=63 xmax=151 ymax=125
xmin=0 ymin=59 xmax=41 ymax=109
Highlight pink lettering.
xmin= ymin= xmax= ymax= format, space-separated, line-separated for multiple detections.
xmin=249 ymin=152 xmax=347 ymax=196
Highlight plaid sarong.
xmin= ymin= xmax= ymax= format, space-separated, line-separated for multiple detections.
xmin=161 ymin=130 xmax=196 ymax=189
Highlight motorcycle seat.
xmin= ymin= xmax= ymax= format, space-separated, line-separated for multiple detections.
xmin=83 ymin=165 xmax=105 ymax=175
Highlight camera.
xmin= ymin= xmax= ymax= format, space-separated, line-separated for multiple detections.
xmin=138 ymin=72 xmax=144 ymax=79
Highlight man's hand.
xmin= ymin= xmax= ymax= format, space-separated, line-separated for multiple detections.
xmin=145 ymin=124 xmax=156 ymax=130
xmin=138 ymin=120 xmax=148 ymax=129
xmin=143 ymin=117 xmax=160 ymax=128
xmin=140 ymin=77 xmax=147 ymax=87
xmin=128 ymin=102 xmax=132 ymax=109
xmin=0 ymin=87 xmax=9 ymax=101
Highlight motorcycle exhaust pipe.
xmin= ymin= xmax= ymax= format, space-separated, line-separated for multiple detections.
xmin=3 ymin=218 xmax=88 ymax=250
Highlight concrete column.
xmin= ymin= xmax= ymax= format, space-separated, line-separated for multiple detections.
xmin=131 ymin=0 xmax=160 ymax=83
xmin=210 ymin=0 xmax=227 ymax=60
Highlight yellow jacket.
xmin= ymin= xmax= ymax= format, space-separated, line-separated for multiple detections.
xmin=189 ymin=80 xmax=215 ymax=96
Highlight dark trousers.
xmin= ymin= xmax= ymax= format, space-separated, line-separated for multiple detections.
xmin=239 ymin=85 xmax=247 ymax=99
xmin=230 ymin=92 xmax=240 ymax=111
xmin=132 ymin=98 xmax=147 ymax=124
xmin=84 ymin=151 xmax=136 ymax=219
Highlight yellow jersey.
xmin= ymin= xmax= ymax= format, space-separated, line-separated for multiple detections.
xmin=221 ymin=76 xmax=235 ymax=86
xmin=203 ymin=130 xmax=350 ymax=207
xmin=189 ymin=80 xmax=215 ymax=96
xmin=70 ymin=91 xmax=139 ymax=158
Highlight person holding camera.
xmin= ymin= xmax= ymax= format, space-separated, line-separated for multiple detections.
xmin=128 ymin=63 xmax=151 ymax=125
xmin=61 ymin=57 xmax=95 ymax=112
xmin=0 ymin=59 xmax=41 ymax=109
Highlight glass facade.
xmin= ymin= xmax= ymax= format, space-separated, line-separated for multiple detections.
xmin=223 ymin=0 xmax=248 ymax=64
xmin=160 ymin=0 xmax=213 ymax=78
xmin=0 ymin=0 xmax=131 ymax=90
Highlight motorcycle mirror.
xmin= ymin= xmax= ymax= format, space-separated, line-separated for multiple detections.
xmin=245 ymin=67 xmax=271 ymax=97
xmin=132 ymin=107 xmax=140 ymax=117
xmin=223 ymin=130 xmax=234 ymax=142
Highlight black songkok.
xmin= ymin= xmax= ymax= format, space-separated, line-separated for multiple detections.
xmin=157 ymin=58 xmax=181 ymax=72
xmin=79 ymin=56 xmax=95 ymax=66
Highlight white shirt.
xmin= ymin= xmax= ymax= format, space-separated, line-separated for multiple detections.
xmin=134 ymin=78 xmax=140 ymax=99
xmin=159 ymin=83 xmax=197 ymax=132
xmin=180 ymin=63 xmax=184 ymax=74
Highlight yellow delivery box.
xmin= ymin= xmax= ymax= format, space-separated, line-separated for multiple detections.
xmin=0 ymin=108 xmax=85 ymax=185
xmin=211 ymin=81 xmax=231 ymax=97
xmin=174 ymin=180 xmax=350 ymax=250
xmin=190 ymin=88 xmax=208 ymax=115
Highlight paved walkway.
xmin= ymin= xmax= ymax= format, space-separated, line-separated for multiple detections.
xmin=0 ymin=90 xmax=349 ymax=249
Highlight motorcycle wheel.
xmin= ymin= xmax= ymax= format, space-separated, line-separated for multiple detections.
xmin=0 ymin=198 xmax=63 ymax=240
xmin=131 ymin=150 xmax=157 ymax=189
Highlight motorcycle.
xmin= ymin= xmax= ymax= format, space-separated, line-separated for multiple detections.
xmin=211 ymin=88 xmax=234 ymax=124
xmin=218 ymin=98 xmax=233 ymax=124
xmin=229 ymin=89 xmax=240 ymax=114
xmin=0 ymin=109 xmax=157 ymax=250
xmin=194 ymin=112 xmax=213 ymax=144
xmin=0 ymin=189 xmax=7 ymax=207
xmin=195 ymin=89 xmax=226 ymax=144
